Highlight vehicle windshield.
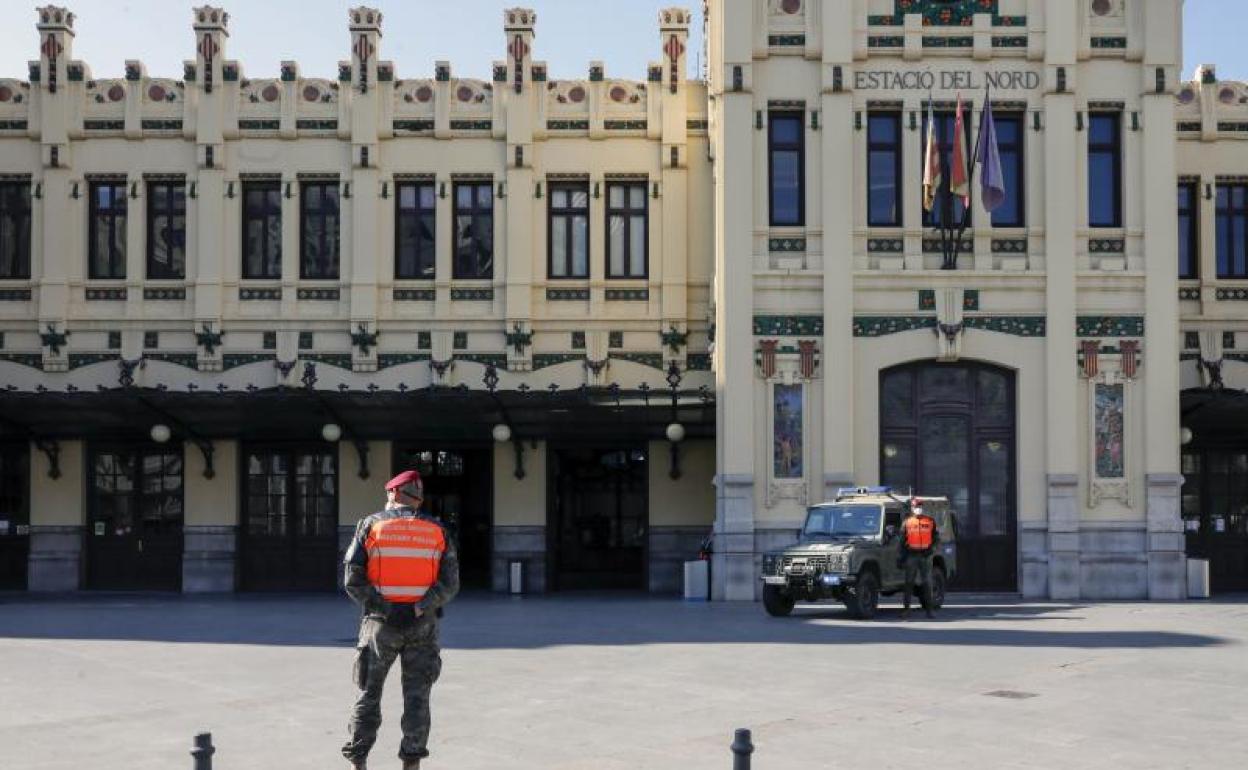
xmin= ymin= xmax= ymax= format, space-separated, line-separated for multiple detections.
xmin=801 ymin=504 xmax=883 ymax=539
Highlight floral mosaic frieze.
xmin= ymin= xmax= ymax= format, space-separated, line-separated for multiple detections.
xmin=1215 ymin=288 xmax=1248 ymax=301
xmin=532 ymin=353 xmax=583 ymax=370
xmin=393 ymin=289 xmax=435 ymax=301
xmin=297 ymin=288 xmax=340 ymax=301
xmin=0 ymin=289 xmax=32 ymax=301
xmin=547 ymin=288 xmax=590 ymax=301
xmin=768 ymin=34 xmax=806 ymax=47
xmin=239 ymin=288 xmax=281 ymax=301
xmin=853 ymin=316 xmax=936 ymax=337
xmin=450 ymin=288 xmax=494 ymax=302
xmin=754 ymin=315 xmax=824 ymax=337
xmin=769 ymin=237 xmax=807 ymax=253
xmin=68 ymin=352 xmax=119 ymax=370
xmin=991 ymin=238 xmax=1026 ymax=253
xmin=0 ymin=353 xmax=42 ymax=370
xmin=611 ymin=352 xmax=665 ymax=370
xmin=1088 ymin=239 xmax=1125 ymax=254
xmin=301 ymin=353 xmax=352 ymax=370
xmin=85 ymin=288 xmax=127 ymax=301
xmin=1076 ymin=316 xmax=1144 ymax=338
xmin=144 ymin=352 xmax=198 ymax=369
xmin=456 ymin=353 xmax=507 ymax=368
xmin=604 ymin=289 xmax=649 ymax=302
xmin=868 ymin=1 xmax=1023 ymax=27
xmin=377 ymin=353 xmax=431 ymax=370
xmin=1179 ymin=287 xmax=1201 ymax=301
xmin=143 ymin=288 xmax=186 ymax=301
xmin=962 ymin=316 xmax=1046 ymax=337
xmin=222 ymin=353 xmax=276 ymax=370
xmin=867 ymin=238 xmax=904 ymax=253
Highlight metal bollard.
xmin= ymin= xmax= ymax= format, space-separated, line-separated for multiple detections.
xmin=731 ymin=728 xmax=753 ymax=770
xmin=191 ymin=732 xmax=215 ymax=770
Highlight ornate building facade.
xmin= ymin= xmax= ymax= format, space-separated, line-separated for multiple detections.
xmin=0 ymin=1 xmax=1244 ymax=599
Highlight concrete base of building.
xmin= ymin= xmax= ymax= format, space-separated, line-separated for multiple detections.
xmin=647 ymin=526 xmax=708 ymax=593
xmin=182 ymin=526 xmax=237 ymax=593
xmin=27 ymin=526 xmax=82 ymax=592
xmin=492 ymin=526 xmax=546 ymax=594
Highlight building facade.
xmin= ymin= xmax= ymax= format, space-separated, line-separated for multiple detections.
xmin=0 ymin=1 xmax=1245 ymax=599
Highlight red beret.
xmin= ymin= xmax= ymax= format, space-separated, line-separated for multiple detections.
xmin=385 ymin=470 xmax=423 ymax=492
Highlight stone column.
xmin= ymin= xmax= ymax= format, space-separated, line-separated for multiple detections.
xmin=711 ymin=0 xmax=757 ymax=601
xmin=1141 ymin=9 xmax=1185 ymax=600
xmin=820 ymin=0 xmax=855 ymax=500
xmin=1042 ymin=1 xmax=1081 ymax=600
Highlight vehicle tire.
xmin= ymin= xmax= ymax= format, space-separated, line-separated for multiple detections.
xmin=846 ymin=571 xmax=880 ymax=620
xmin=763 ymin=585 xmax=796 ymax=617
xmin=930 ymin=566 xmax=947 ymax=610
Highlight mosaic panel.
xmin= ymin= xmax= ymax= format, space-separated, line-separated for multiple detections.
xmin=754 ymin=315 xmax=824 ymax=337
xmin=1094 ymin=384 xmax=1125 ymax=479
xmin=1076 ymin=316 xmax=1145 ymax=337
xmin=773 ymin=384 xmax=803 ymax=480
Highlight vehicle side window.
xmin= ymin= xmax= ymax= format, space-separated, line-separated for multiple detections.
xmin=884 ymin=508 xmax=902 ymax=531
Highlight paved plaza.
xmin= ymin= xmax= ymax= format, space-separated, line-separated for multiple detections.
xmin=0 ymin=593 xmax=1245 ymax=769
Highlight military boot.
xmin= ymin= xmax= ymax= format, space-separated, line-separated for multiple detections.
xmin=401 ymin=760 xmax=420 ymax=770
xmin=348 ymin=762 xmax=366 ymax=770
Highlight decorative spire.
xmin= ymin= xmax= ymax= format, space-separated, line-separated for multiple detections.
xmin=348 ymin=7 xmax=382 ymax=94
xmin=658 ymin=8 xmax=690 ymax=95
xmin=503 ymin=8 xmax=536 ymax=95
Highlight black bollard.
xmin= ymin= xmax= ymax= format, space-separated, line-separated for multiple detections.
xmin=191 ymin=732 xmax=215 ymax=770
xmin=731 ymin=727 xmax=753 ymax=770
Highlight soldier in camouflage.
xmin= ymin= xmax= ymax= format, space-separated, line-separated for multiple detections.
xmin=342 ymin=470 xmax=460 ymax=770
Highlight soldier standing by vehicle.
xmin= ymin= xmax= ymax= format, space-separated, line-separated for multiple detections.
xmin=899 ymin=502 xmax=939 ymax=619
xmin=341 ymin=470 xmax=460 ymax=770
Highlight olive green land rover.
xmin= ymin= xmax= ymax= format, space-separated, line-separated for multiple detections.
xmin=760 ymin=487 xmax=958 ymax=620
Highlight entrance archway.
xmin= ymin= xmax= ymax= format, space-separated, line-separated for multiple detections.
xmin=879 ymin=362 xmax=1017 ymax=591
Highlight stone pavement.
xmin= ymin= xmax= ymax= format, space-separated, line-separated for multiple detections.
xmin=0 ymin=592 xmax=1244 ymax=769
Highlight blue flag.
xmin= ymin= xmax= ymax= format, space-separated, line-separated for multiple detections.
xmin=977 ymin=97 xmax=1006 ymax=212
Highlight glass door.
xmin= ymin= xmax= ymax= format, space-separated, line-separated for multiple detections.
xmin=241 ymin=447 xmax=338 ymax=591
xmin=87 ymin=446 xmax=184 ymax=590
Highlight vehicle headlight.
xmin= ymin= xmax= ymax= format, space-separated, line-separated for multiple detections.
xmin=828 ymin=553 xmax=849 ymax=572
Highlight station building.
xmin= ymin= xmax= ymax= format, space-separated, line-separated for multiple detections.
xmin=0 ymin=1 xmax=1245 ymax=599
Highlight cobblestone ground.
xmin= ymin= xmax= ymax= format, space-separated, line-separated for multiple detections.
xmin=0 ymin=593 xmax=1245 ymax=769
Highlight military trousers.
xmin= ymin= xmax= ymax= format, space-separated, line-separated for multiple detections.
xmin=342 ymin=614 xmax=443 ymax=763
xmin=901 ymin=554 xmax=933 ymax=611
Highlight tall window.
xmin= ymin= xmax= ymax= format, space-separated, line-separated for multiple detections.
xmin=1088 ymin=113 xmax=1122 ymax=228
xmin=395 ymin=181 xmax=436 ymax=280
xmin=549 ymin=183 xmax=589 ymax=279
xmin=89 ymin=180 xmax=127 ymax=279
xmin=146 ymin=180 xmax=186 ymax=280
xmin=242 ymin=181 xmax=281 ymax=279
xmin=300 ymin=181 xmax=340 ymax=279
xmin=1178 ymin=182 xmax=1199 ymax=279
xmin=607 ymin=182 xmax=648 ymax=278
xmin=768 ymin=112 xmax=804 ymax=226
xmin=867 ymin=113 xmax=901 ymax=227
xmin=990 ymin=114 xmax=1025 ymax=228
xmin=0 ymin=181 xmax=31 ymax=279
xmin=454 ymin=182 xmax=493 ymax=279
xmin=921 ymin=109 xmax=973 ymax=228
xmin=1217 ymin=183 xmax=1248 ymax=279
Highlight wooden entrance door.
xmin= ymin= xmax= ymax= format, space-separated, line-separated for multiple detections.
xmin=1182 ymin=449 xmax=1248 ymax=592
xmin=392 ymin=447 xmax=493 ymax=589
xmin=86 ymin=446 xmax=184 ymax=591
xmin=0 ymin=443 xmax=30 ymax=590
xmin=240 ymin=446 xmax=338 ymax=591
xmin=550 ymin=446 xmax=647 ymax=590
xmin=880 ymin=363 xmax=1017 ymax=591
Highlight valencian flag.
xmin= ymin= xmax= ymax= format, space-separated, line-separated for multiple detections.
xmin=977 ymin=90 xmax=1007 ymax=211
xmin=950 ymin=93 xmax=970 ymax=207
xmin=922 ymin=99 xmax=941 ymax=212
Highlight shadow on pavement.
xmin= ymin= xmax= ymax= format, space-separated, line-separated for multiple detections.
xmin=0 ymin=592 xmax=1235 ymax=650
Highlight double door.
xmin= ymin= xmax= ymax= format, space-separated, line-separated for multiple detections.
xmin=0 ymin=444 xmax=29 ymax=590
xmin=86 ymin=445 xmax=184 ymax=591
xmin=240 ymin=446 xmax=339 ymax=591
xmin=393 ymin=447 xmax=492 ymax=589
xmin=1182 ymin=449 xmax=1248 ymax=592
xmin=550 ymin=446 xmax=648 ymax=591
xmin=880 ymin=363 xmax=1018 ymax=591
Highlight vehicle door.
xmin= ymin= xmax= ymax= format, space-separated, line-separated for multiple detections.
xmin=881 ymin=505 xmax=905 ymax=587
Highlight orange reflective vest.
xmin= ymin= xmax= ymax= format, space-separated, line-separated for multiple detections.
xmin=364 ymin=516 xmax=447 ymax=604
xmin=903 ymin=514 xmax=936 ymax=551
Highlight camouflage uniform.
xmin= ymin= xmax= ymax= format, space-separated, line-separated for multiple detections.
xmin=341 ymin=506 xmax=460 ymax=765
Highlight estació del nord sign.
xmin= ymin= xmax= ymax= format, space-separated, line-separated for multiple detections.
xmin=854 ymin=69 xmax=1042 ymax=91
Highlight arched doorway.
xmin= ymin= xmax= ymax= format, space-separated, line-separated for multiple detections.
xmin=879 ymin=362 xmax=1017 ymax=591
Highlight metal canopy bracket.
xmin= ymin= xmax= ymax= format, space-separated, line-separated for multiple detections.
xmin=34 ymin=438 xmax=61 ymax=479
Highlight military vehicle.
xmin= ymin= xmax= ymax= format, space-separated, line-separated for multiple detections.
xmin=760 ymin=487 xmax=958 ymax=619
